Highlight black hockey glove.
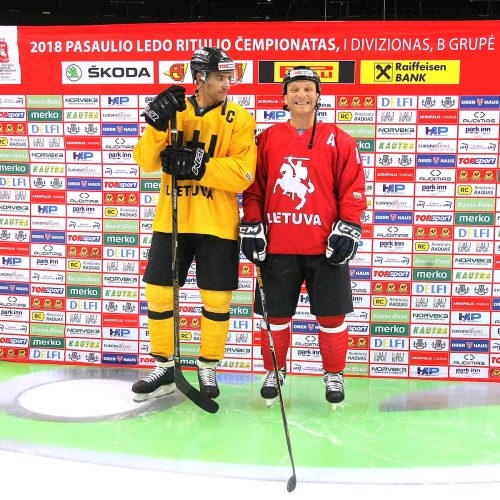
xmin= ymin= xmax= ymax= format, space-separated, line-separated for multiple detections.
xmin=160 ymin=145 xmax=209 ymax=181
xmin=326 ymin=220 xmax=362 ymax=265
xmin=239 ymin=222 xmax=267 ymax=264
xmin=141 ymin=85 xmax=186 ymax=131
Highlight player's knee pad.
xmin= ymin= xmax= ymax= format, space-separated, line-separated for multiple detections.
xmin=145 ymin=284 xmax=173 ymax=315
xmin=268 ymin=316 xmax=292 ymax=328
xmin=199 ymin=289 xmax=231 ymax=313
xmin=316 ymin=314 xmax=345 ymax=331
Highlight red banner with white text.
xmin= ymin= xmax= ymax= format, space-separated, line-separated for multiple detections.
xmin=1 ymin=21 xmax=500 ymax=381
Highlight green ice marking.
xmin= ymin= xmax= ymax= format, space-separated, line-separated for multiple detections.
xmin=1 ymin=362 xmax=500 ymax=469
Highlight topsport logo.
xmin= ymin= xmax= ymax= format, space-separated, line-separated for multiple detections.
xmin=0 ymin=111 xmax=26 ymax=120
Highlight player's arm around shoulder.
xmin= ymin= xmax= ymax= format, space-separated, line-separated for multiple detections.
xmin=133 ymin=125 xmax=169 ymax=173
xmin=199 ymin=103 xmax=257 ymax=193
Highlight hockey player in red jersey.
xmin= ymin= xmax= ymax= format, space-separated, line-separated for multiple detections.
xmin=239 ymin=66 xmax=366 ymax=404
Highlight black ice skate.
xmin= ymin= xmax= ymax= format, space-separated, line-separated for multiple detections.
xmin=197 ymin=360 xmax=220 ymax=399
xmin=323 ymin=371 xmax=345 ymax=409
xmin=261 ymin=368 xmax=286 ymax=407
xmin=132 ymin=365 xmax=175 ymax=402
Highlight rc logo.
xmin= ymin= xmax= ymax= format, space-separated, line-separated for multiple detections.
xmin=274 ymin=156 xmax=315 ymax=210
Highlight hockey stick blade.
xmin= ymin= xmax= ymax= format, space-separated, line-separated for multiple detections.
xmin=174 ymin=361 xmax=219 ymax=414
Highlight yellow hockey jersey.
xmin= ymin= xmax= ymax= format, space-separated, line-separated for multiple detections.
xmin=133 ymin=96 xmax=257 ymax=240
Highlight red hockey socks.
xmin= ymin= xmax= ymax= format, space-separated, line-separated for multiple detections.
xmin=260 ymin=316 xmax=291 ymax=371
xmin=317 ymin=315 xmax=348 ymax=373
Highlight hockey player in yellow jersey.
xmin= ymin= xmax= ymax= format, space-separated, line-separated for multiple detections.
xmin=132 ymin=47 xmax=256 ymax=401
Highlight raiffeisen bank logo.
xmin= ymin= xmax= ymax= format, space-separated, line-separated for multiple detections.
xmin=362 ymin=60 xmax=460 ymax=84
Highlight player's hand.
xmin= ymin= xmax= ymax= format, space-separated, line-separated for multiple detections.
xmin=326 ymin=220 xmax=362 ymax=265
xmin=141 ymin=86 xmax=186 ymax=131
xmin=160 ymin=145 xmax=208 ymax=181
xmin=239 ymin=222 xmax=267 ymax=263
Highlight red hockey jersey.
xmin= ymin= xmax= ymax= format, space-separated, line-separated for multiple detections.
xmin=243 ymin=121 xmax=366 ymax=254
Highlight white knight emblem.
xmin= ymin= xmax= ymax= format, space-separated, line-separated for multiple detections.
xmin=273 ymin=156 xmax=315 ymax=210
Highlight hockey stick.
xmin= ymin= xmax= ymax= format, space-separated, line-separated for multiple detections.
xmin=171 ymin=114 xmax=219 ymax=414
xmin=254 ymin=259 xmax=297 ymax=492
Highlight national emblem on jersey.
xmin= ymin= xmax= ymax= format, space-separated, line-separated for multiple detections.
xmin=273 ymin=155 xmax=315 ymax=210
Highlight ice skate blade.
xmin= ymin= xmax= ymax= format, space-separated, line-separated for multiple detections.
xmin=330 ymin=401 xmax=344 ymax=412
xmin=265 ymin=396 xmax=278 ymax=407
xmin=132 ymin=383 xmax=176 ymax=403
